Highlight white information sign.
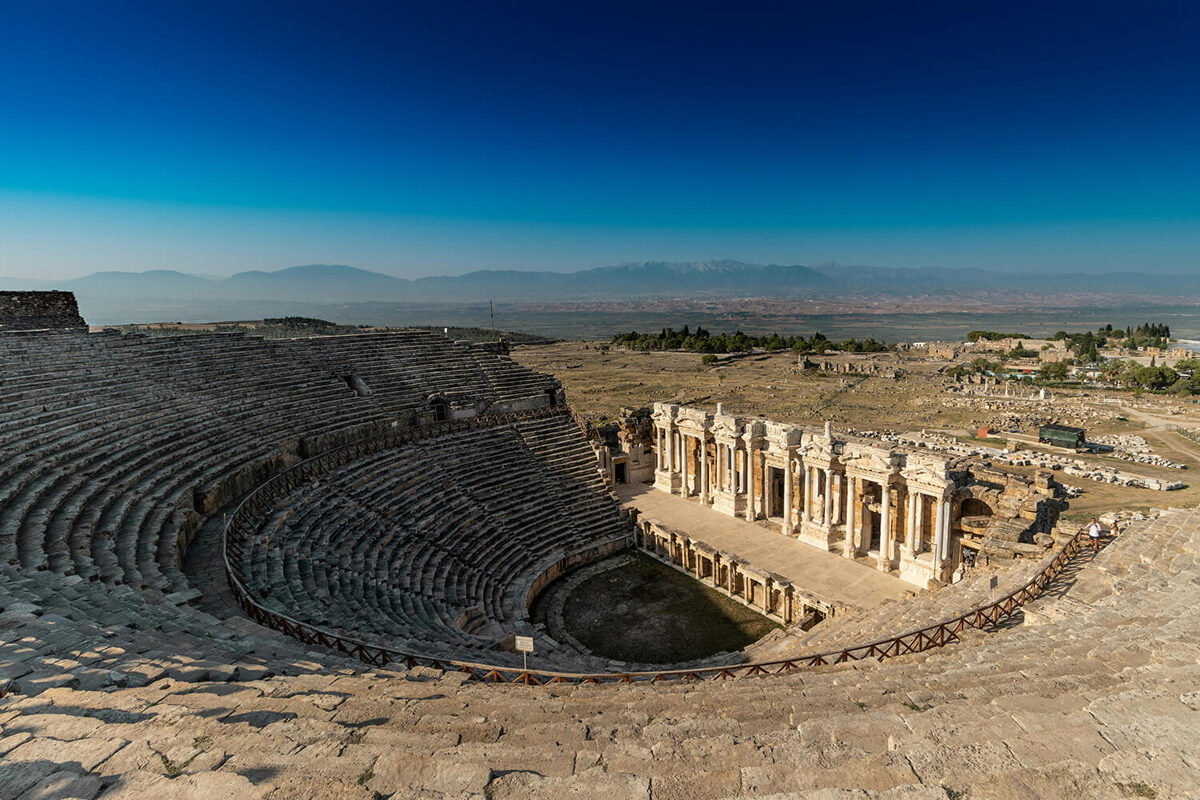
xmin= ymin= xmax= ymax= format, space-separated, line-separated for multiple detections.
xmin=514 ymin=635 xmax=534 ymax=671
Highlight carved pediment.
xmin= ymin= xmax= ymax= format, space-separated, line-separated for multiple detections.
xmin=840 ymin=442 xmax=898 ymax=479
xmin=740 ymin=419 xmax=767 ymax=444
xmin=650 ymin=401 xmax=679 ymax=424
xmin=800 ymin=430 xmax=841 ymax=465
xmin=711 ymin=413 xmax=745 ymax=440
xmin=674 ymin=405 xmax=712 ymax=435
xmin=764 ymin=421 xmax=802 ymax=448
xmin=901 ymin=452 xmax=954 ymax=493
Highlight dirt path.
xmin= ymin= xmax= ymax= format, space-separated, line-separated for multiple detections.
xmin=1141 ymin=428 xmax=1200 ymax=467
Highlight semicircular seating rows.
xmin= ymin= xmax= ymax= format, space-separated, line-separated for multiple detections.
xmin=0 ymin=326 xmax=619 ymax=679
xmin=236 ymin=415 xmax=632 ymax=669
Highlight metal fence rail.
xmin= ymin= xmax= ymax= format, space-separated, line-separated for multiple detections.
xmin=223 ymin=408 xmax=1089 ymax=686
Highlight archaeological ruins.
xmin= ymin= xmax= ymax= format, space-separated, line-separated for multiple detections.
xmin=0 ymin=292 xmax=1196 ymax=799
xmin=645 ymin=402 xmax=1059 ymax=589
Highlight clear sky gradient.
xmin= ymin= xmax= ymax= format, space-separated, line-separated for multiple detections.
xmin=2 ymin=1 xmax=1198 ymax=279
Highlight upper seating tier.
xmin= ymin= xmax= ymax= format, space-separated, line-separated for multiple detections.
xmin=0 ymin=327 xmax=599 ymax=670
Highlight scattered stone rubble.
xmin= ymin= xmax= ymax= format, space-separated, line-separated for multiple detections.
xmin=1057 ymin=462 xmax=1185 ymax=491
xmin=939 ymin=394 xmax=1120 ymax=429
xmin=997 ymin=450 xmax=1185 ymax=491
xmin=1091 ymin=433 xmax=1187 ymax=469
xmin=1098 ymin=507 xmax=1162 ymax=527
xmin=848 ymin=429 xmax=1185 ymax=492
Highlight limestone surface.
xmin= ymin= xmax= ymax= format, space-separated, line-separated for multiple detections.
xmin=2 ymin=509 xmax=1196 ymax=798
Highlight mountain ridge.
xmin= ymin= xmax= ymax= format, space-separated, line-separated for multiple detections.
xmin=7 ymin=260 xmax=1200 ymax=306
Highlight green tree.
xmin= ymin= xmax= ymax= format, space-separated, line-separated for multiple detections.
xmin=1038 ymin=361 xmax=1070 ymax=381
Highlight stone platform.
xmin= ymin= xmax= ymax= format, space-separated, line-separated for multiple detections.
xmin=616 ymin=483 xmax=913 ymax=612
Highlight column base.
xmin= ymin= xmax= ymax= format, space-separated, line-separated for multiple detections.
xmin=799 ymin=520 xmax=838 ymax=549
xmin=898 ymin=554 xmax=935 ymax=587
xmin=712 ymin=493 xmax=745 ymax=518
xmin=654 ymin=472 xmax=681 ymax=494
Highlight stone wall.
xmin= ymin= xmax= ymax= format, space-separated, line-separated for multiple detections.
xmin=926 ymin=341 xmax=960 ymax=360
xmin=592 ymin=406 xmax=656 ymax=486
xmin=0 ymin=291 xmax=87 ymax=330
xmin=631 ymin=513 xmax=833 ymax=626
xmin=799 ymin=356 xmax=901 ymax=379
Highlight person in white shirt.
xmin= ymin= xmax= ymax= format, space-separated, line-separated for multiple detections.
xmin=1087 ymin=518 xmax=1103 ymax=553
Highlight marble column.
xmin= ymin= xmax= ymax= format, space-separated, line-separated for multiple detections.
xmin=680 ymin=435 xmax=689 ymax=496
xmin=823 ymin=469 xmax=834 ymax=527
xmin=878 ymin=484 xmax=892 ymax=570
xmin=782 ymin=460 xmax=794 ymax=534
xmin=940 ymin=500 xmax=953 ymax=561
xmin=710 ymin=441 xmax=720 ymax=491
xmin=761 ymin=453 xmax=768 ymax=518
xmin=700 ymin=438 xmax=710 ymax=502
xmin=906 ymin=491 xmax=919 ymax=557
xmin=803 ymin=466 xmax=812 ymax=522
xmin=933 ymin=497 xmax=947 ymax=567
xmin=832 ymin=474 xmax=842 ymax=525
xmin=745 ymin=448 xmax=757 ymax=521
xmin=843 ymin=475 xmax=857 ymax=558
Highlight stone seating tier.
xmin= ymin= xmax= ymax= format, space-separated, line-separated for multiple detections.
xmin=0 ymin=327 xmax=565 ymax=669
xmin=238 ymin=415 xmax=630 ymax=669
xmin=1 ymin=507 xmax=1195 ymax=799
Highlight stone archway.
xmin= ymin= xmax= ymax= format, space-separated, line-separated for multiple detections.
xmin=954 ymin=490 xmax=998 ymax=569
xmin=960 ymin=497 xmax=994 ymax=519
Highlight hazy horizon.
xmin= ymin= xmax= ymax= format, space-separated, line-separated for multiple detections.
xmin=3 ymin=3 xmax=1199 ymax=281
xmin=10 ymin=254 xmax=1200 ymax=286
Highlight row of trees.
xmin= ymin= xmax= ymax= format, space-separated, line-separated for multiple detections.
xmin=966 ymin=330 xmax=1029 ymax=342
xmin=1051 ymin=323 xmax=1170 ymax=353
xmin=946 ymin=357 xmax=1001 ymax=378
xmin=610 ymin=326 xmax=890 ymax=355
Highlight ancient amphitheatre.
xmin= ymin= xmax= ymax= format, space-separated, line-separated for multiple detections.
xmin=1 ymin=291 xmax=1198 ymax=800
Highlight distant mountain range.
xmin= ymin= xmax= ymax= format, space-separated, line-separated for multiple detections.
xmin=0 ymin=260 xmax=834 ymax=303
xmin=7 ymin=259 xmax=1200 ymax=303
xmin=4 ymin=260 xmax=1200 ymax=325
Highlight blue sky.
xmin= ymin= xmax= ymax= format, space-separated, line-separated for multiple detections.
xmin=2 ymin=1 xmax=1198 ymax=279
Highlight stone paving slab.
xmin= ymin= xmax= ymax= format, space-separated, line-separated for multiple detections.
xmin=617 ymin=484 xmax=912 ymax=611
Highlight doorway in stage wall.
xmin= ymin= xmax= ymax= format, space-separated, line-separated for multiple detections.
xmin=869 ymin=512 xmax=881 ymax=551
xmin=614 ymin=462 xmax=627 ymax=484
xmin=767 ymin=467 xmax=785 ymax=518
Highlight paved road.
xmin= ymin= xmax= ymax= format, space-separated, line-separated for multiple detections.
xmin=616 ymin=483 xmax=914 ymax=611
